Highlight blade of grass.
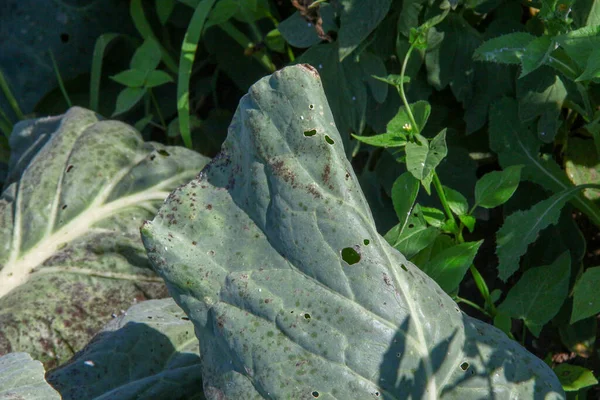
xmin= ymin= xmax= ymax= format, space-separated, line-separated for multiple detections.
xmin=90 ymin=33 xmax=120 ymax=111
xmin=219 ymin=21 xmax=276 ymax=72
xmin=49 ymin=50 xmax=72 ymax=108
xmin=177 ymin=0 xmax=217 ymax=148
xmin=130 ymin=0 xmax=178 ymax=74
xmin=0 ymin=112 xmax=12 ymax=138
xmin=0 ymin=68 xmax=24 ymax=120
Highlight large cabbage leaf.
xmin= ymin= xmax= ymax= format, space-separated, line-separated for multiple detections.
xmin=0 ymin=107 xmax=209 ymax=368
xmin=47 ymin=298 xmax=203 ymax=400
xmin=0 ymin=352 xmax=60 ymax=399
xmin=141 ymin=65 xmax=564 ymax=399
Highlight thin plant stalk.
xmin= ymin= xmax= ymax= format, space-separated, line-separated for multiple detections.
xmin=0 ymin=68 xmax=24 ymax=120
xmin=49 ymin=50 xmax=72 ymax=108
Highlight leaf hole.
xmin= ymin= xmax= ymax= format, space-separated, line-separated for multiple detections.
xmin=60 ymin=33 xmax=69 ymax=43
xmin=66 ymin=165 xmax=74 ymax=173
xmin=61 ymin=204 xmax=67 ymax=210
xmin=400 ymin=264 xmax=408 ymax=271
xmin=304 ymin=129 xmax=317 ymax=137
xmin=460 ymin=362 xmax=469 ymax=371
xmin=363 ymin=239 xmax=370 ymax=245
xmin=375 ymin=391 xmax=380 ymax=397
xmin=408 ymin=223 xmax=415 ymax=228
xmin=341 ymin=247 xmax=361 ymax=265
xmin=396 ymin=352 xmax=401 ymax=358
xmin=309 ymin=104 xmax=315 ymax=110
xmin=181 ymin=316 xmax=190 ymax=321
xmin=304 ymin=313 xmax=311 ymax=320
xmin=325 ymin=135 xmax=335 ymax=145
xmin=311 ymin=391 xmax=319 ymax=398
xmin=158 ymin=149 xmax=170 ymax=156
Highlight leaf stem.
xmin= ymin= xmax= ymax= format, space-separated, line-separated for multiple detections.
xmin=469 ymin=264 xmax=496 ymax=315
xmin=49 ymin=50 xmax=72 ymax=108
xmin=399 ymin=43 xmax=419 ymax=135
xmin=455 ymin=296 xmax=491 ymax=317
xmin=432 ymin=171 xmax=456 ymax=224
xmin=0 ymin=68 xmax=24 ymax=120
xmin=149 ymin=88 xmax=167 ymax=130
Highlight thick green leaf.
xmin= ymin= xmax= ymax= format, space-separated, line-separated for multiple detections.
xmin=498 ymin=252 xmax=570 ymax=336
xmin=489 ymin=97 xmax=600 ymax=226
xmin=0 ymin=0 xmax=135 ymax=114
xmin=142 ymin=65 xmax=564 ymax=398
xmin=553 ymin=364 xmax=598 ymax=391
xmin=391 ymin=172 xmax=419 ymax=230
xmin=443 ymin=186 xmax=468 ymax=216
xmin=473 ymin=32 xmax=535 ymax=64
xmin=474 ymin=165 xmax=523 ymax=209
xmin=0 ymin=352 xmax=60 ymax=399
xmin=406 ymin=129 xmax=447 ymax=185
xmin=47 ymin=299 xmax=202 ymax=400
xmin=496 ymin=187 xmax=587 ymax=281
xmin=278 ymin=5 xmax=337 ymax=49
xmin=421 ymin=241 xmax=483 ymax=294
xmin=0 ymin=107 xmax=209 ymax=368
xmin=337 ymin=0 xmax=392 ymax=60
xmin=571 ymin=267 xmax=600 ymax=324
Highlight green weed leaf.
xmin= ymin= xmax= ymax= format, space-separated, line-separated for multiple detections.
xmin=421 ymin=240 xmax=483 ymax=293
xmin=145 ymin=70 xmax=174 ymax=88
xmin=113 ymin=87 xmax=145 ymax=116
xmin=337 ymin=0 xmax=392 ymax=60
xmin=391 ymin=172 xmax=419 ymax=229
xmin=498 ymin=252 xmax=570 ymax=336
xmin=520 ymin=35 xmax=554 ymax=78
xmin=130 ymin=38 xmax=162 ymax=73
xmin=444 ymin=186 xmax=468 ymax=216
xmin=553 ymin=364 xmax=598 ymax=391
xmin=385 ymin=205 xmax=441 ymax=258
xmin=459 ymin=215 xmax=476 ymax=233
xmin=474 ymin=165 xmax=523 ymax=209
xmin=564 ymin=138 xmax=600 ymax=201
xmin=406 ymin=129 xmax=447 ymax=184
xmin=555 ymin=25 xmax=600 ymax=70
xmin=571 ymin=267 xmax=600 ymax=324
xmin=155 ymin=0 xmax=175 ymax=25
xmin=351 ymin=132 xmax=407 ymax=148
xmin=496 ymin=188 xmax=587 ymax=281
xmin=473 ymin=32 xmax=535 ymax=65
xmin=575 ymin=48 xmax=600 ymax=81
xmin=421 ymin=206 xmax=445 ymax=228
xmin=372 ymin=74 xmax=410 ymax=87
xmin=387 ymin=101 xmax=431 ymax=135
xmin=111 ymin=69 xmax=147 ymax=87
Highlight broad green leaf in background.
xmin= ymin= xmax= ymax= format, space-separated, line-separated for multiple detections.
xmin=572 ymin=0 xmax=600 ymax=27
xmin=406 ymin=129 xmax=447 ymax=190
xmin=489 ymin=97 xmax=600 ymax=226
xmin=47 ymin=299 xmax=202 ymax=400
xmin=496 ymin=186 xmax=594 ymax=281
xmin=156 ymin=0 xmax=176 ymax=25
xmin=473 ymin=32 xmax=535 ymax=64
xmin=575 ymin=48 xmax=600 ymax=81
xmin=553 ymin=364 xmax=598 ymax=391
xmin=555 ymin=25 xmax=600 ymax=70
xmin=0 ymin=0 xmax=135 ymax=115
xmin=278 ymin=4 xmax=337 ymax=49
xmin=0 ymin=107 xmax=209 ymax=368
xmin=420 ymin=240 xmax=483 ymax=294
xmin=387 ymin=100 xmax=431 ymax=134
xmin=443 ymin=186 xmax=468 ymax=216
xmin=385 ymin=204 xmax=441 ymax=258
xmin=564 ymin=137 xmax=600 ymax=201
xmin=391 ymin=172 xmax=419 ymax=231
xmin=337 ymin=0 xmax=392 ymax=60
xmin=130 ymin=38 xmax=162 ymax=73
xmin=571 ymin=266 xmax=600 ymax=324
xmin=113 ymin=87 xmax=145 ymax=116
xmin=141 ymin=65 xmax=564 ymax=398
xmin=498 ymin=252 xmax=570 ymax=337
xmin=474 ymin=165 xmax=523 ymax=209
xmin=0 ymin=352 xmax=60 ymax=399
xmin=397 ymin=0 xmax=429 ymax=37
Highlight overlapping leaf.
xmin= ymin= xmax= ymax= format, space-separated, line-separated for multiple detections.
xmin=0 ymin=352 xmax=60 ymax=399
xmin=142 ymin=65 xmax=564 ymax=399
xmin=0 ymin=107 xmax=209 ymax=368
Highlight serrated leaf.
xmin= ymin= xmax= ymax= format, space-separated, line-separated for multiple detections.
xmin=141 ymin=66 xmax=564 ymax=398
xmin=145 ymin=70 xmax=174 ymax=88
xmin=0 ymin=107 xmax=209 ymax=368
xmin=130 ymin=38 xmax=162 ymax=73
xmin=553 ymin=364 xmax=598 ymax=391
xmin=46 ymin=299 xmax=202 ymax=400
xmin=474 ymin=165 xmax=523 ymax=209
xmin=420 ymin=240 xmax=483 ymax=294
xmin=351 ymin=132 xmax=407 ymax=148
xmin=496 ymin=187 xmax=586 ymax=281
xmin=444 ymin=186 xmax=468 ymax=216
xmin=406 ymin=129 xmax=447 ymax=183
xmin=489 ymin=97 xmax=600 ymax=226
xmin=571 ymin=267 xmax=600 ymax=324
xmin=338 ymin=0 xmax=392 ymax=60
xmin=113 ymin=87 xmax=145 ymax=116
xmin=391 ymin=173 xmax=419 ymax=232
xmin=111 ymin=69 xmax=147 ymax=87
xmin=498 ymin=252 xmax=570 ymax=336
xmin=0 ymin=353 xmax=60 ymax=399
xmin=520 ymin=35 xmax=554 ymax=78
xmin=473 ymin=32 xmax=535 ymax=64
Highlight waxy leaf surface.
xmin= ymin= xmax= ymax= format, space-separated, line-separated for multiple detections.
xmin=0 ymin=107 xmax=209 ymax=368
xmin=142 ymin=65 xmax=563 ymax=399
xmin=0 ymin=352 xmax=60 ymax=399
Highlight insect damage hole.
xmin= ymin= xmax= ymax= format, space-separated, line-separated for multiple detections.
xmin=309 ymin=104 xmax=315 ymax=110
xmin=304 ymin=129 xmax=317 ymax=137
xmin=324 ymin=135 xmax=335 ymax=145
xmin=311 ymin=391 xmax=319 ymax=398
xmin=460 ymin=362 xmax=469 ymax=371
xmin=341 ymin=247 xmax=361 ymax=265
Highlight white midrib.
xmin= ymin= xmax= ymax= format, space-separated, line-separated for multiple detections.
xmin=0 ymin=189 xmax=170 ymax=299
